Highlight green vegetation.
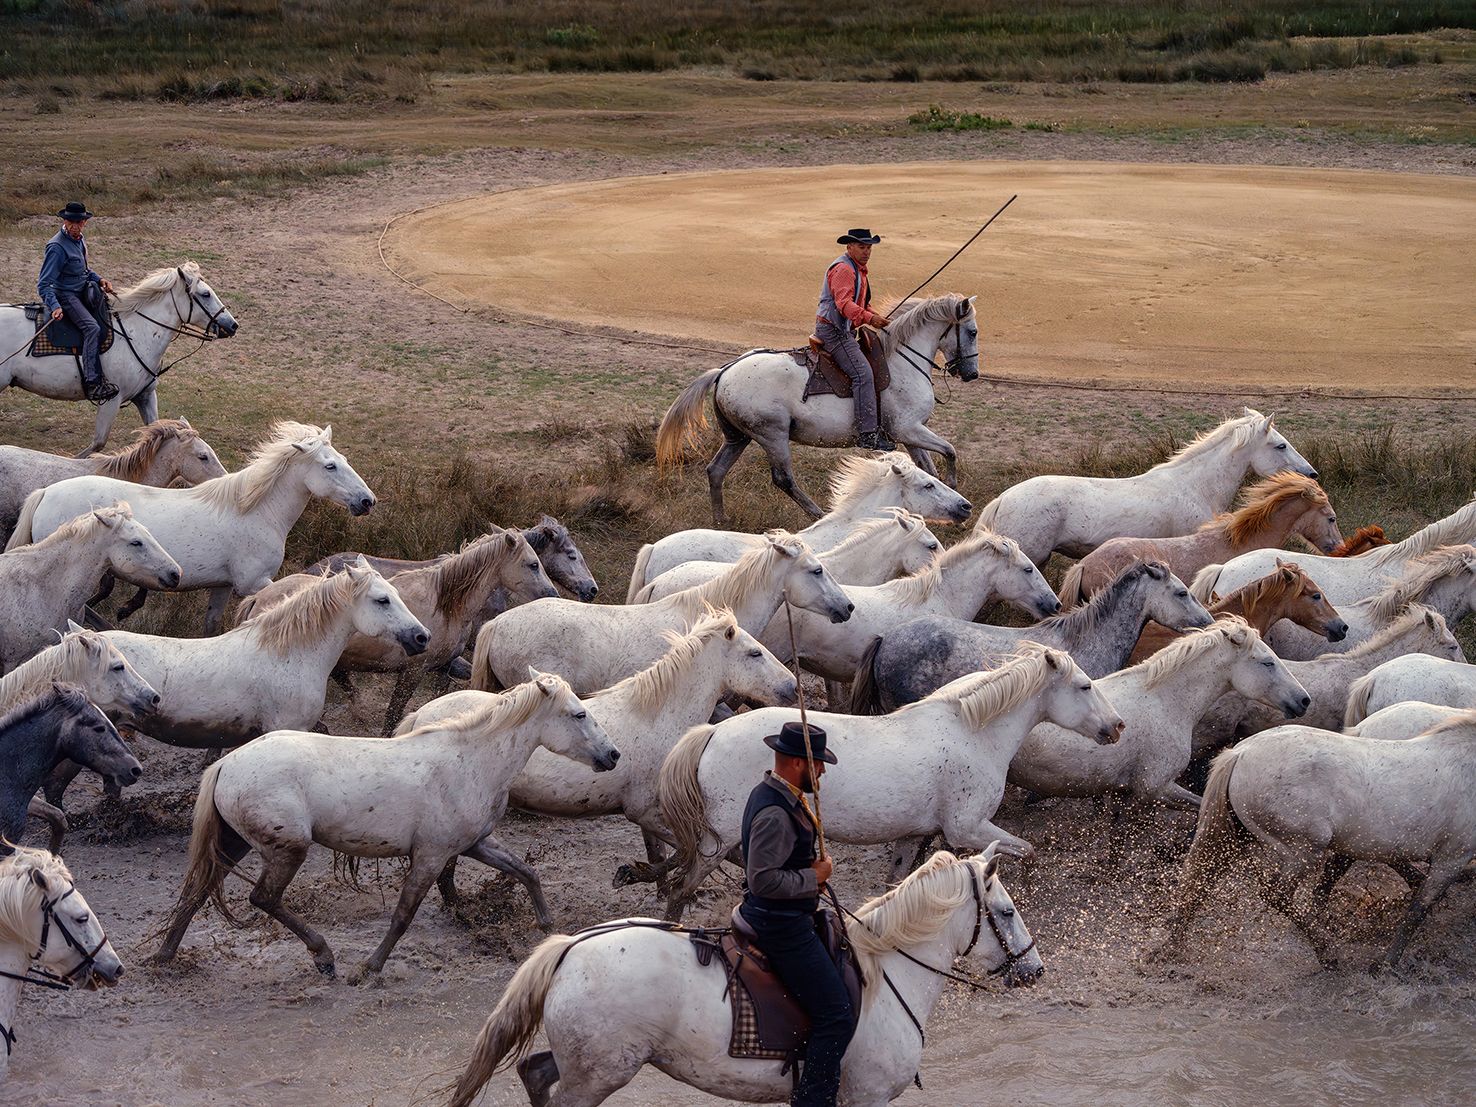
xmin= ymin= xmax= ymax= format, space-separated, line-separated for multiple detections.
xmin=909 ymin=106 xmax=1016 ymax=131
xmin=0 ymin=0 xmax=1467 ymax=98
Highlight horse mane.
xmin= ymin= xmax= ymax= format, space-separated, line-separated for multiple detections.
xmin=191 ymin=420 xmax=328 ymax=514
xmin=0 ymin=681 xmax=88 ymax=736
xmin=900 ymin=643 xmax=1065 ymax=730
xmin=93 ymin=420 xmax=201 ymax=481
xmin=1039 ymin=560 xmax=1165 ymax=636
xmin=1223 ymin=562 xmax=1306 ymax=619
xmin=876 ymin=293 xmax=968 ymax=357
xmin=1365 ymin=546 xmax=1476 ymax=625
xmin=1330 ymin=525 xmax=1388 ymax=557
xmin=849 ymin=850 xmax=975 ymax=992
xmin=822 ymin=509 xmax=924 ymax=561
xmin=1151 ymin=409 xmax=1270 ymax=471
xmin=1369 ymin=496 xmax=1476 ymax=566
xmin=825 ymin=452 xmax=915 ymax=513
xmin=0 ymin=634 xmax=97 ymax=714
xmin=244 ymin=567 xmax=370 ymax=656
xmin=113 ymin=262 xmax=198 ymax=311
xmin=883 ymin=530 xmax=1019 ymax=608
xmin=1137 ymin=616 xmax=1254 ymax=690
xmin=664 ymin=533 xmax=810 ymax=624
xmin=592 ymin=607 xmax=739 ymax=717
xmin=420 ymin=530 xmax=521 ymax=620
xmin=521 ymin=514 xmax=571 ymax=555
xmin=1337 ymin=602 xmax=1447 ymax=659
xmin=0 ymin=847 xmax=74 ymax=951
xmin=1211 ymin=473 xmax=1327 ymax=546
xmin=398 ymin=674 xmax=564 ymax=740
xmin=9 ymin=501 xmax=131 ymax=557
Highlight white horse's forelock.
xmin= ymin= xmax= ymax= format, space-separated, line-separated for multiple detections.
xmin=0 ymin=631 xmax=98 ymax=714
xmin=1138 ymin=615 xmax=1252 ymax=690
xmin=849 ymin=850 xmax=973 ymax=995
xmin=0 ymin=848 xmax=73 ymax=950
xmin=112 ymin=262 xmax=200 ymax=311
xmin=825 ymin=452 xmax=916 ymax=512
xmin=592 ymin=607 xmax=739 ymax=716
xmin=1153 ymin=409 xmax=1269 ymax=471
xmin=902 ymin=642 xmax=1062 ymax=730
xmin=191 ymin=420 xmax=328 ymax=513
xmin=1366 ymin=546 xmax=1476 ymax=625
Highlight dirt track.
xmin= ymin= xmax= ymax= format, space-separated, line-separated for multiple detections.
xmin=388 ymin=161 xmax=1476 ymax=390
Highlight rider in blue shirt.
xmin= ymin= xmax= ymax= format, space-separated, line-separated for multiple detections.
xmin=38 ymin=201 xmax=118 ymax=403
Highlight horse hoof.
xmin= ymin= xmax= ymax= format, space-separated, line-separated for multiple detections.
xmin=612 ymin=862 xmax=654 ymax=887
xmin=315 ymin=959 xmax=337 ymax=979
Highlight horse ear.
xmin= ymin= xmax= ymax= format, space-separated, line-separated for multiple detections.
xmin=724 ymin=624 xmax=737 ymax=640
xmin=1426 ymin=609 xmax=1438 ymax=628
xmin=179 ymin=416 xmax=192 ymax=428
xmin=30 ymin=867 xmax=49 ymax=892
xmin=1146 ymin=562 xmax=1165 ymax=580
xmin=92 ymin=508 xmax=117 ymax=528
xmin=321 ymin=425 xmax=334 ymax=442
xmin=66 ymin=617 xmax=85 ymax=634
xmin=955 ymin=298 xmax=969 ymax=319
xmin=503 ymin=532 xmax=519 ymax=549
xmin=890 ymin=461 xmax=905 ymax=475
xmin=979 ymin=841 xmax=1001 ymax=878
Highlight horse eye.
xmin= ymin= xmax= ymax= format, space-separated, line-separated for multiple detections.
xmin=1262 ymin=660 xmax=1275 ymax=669
xmin=1077 ymin=683 xmax=1091 ymax=691
xmin=376 ymin=596 xmax=390 ymax=605
xmin=1312 ymin=593 xmax=1322 ymax=601
xmin=131 ymin=539 xmax=143 ymax=547
xmin=747 ymin=649 xmax=763 ymax=658
xmin=567 ymin=553 xmax=577 ymax=560
xmin=574 ymin=711 xmax=587 ymax=720
xmin=810 ymin=567 xmax=823 ymax=576
xmin=325 ymin=462 xmax=338 ymax=471
xmin=1000 ymin=905 xmax=1015 ymax=918
xmin=110 ymin=663 xmax=125 ymax=672
xmin=1275 ymin=443 xmax=1287 ymax=450
xmin=923 ymin=482 xmax=936 ymax=490
xmin=1177 ymin=590 xmax=1189 ymax=598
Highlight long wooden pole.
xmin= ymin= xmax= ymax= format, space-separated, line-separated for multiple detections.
xmin=782 ymin=593 xmax=826 ymax=860
xmin=892 ymin=194 xmax=1017 ymax=308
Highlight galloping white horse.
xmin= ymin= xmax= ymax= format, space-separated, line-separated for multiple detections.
xmin=7 ymin=421 xmax=375 ymax=634
xmin=474 ymin=533 xmax=851 ymax=695
xmin=628 ymin=451 xmax=973 ymax=600
xmin=660 ymin=646 xmax=1125 ymax=917
xmin=444 ymin=848 xmax=1040 ymax=1107
xmin=0 ymin=848 xmax=123 ymax=1082
xmin=656 ymin=294 xmax=981 ymax=524
xmin=1343 ymin=653 xmax=1476 ymax=726
xmin=975 ymin=409 xmax=1316 ymax=565
xmin=0 ymin=263 xmax=238 ymax=456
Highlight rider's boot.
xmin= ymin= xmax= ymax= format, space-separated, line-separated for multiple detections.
xmin=81 ymin=361 xmax=118 ymax=404
xmin=857 ymin=428 xmax=896 ymax=452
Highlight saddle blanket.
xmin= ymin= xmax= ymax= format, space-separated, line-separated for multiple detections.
xmin=18 ymin=301 xmax=115 ymax=358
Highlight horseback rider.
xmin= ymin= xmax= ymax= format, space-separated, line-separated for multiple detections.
xmin=816 ymin=229 xmax=894 ymax=452
xmin=38 ymin=201 xmax=117 ymax=403
xmin=739 ymin=721 xmax=854 ymax=1107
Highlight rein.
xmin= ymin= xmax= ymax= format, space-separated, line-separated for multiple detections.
xmin=0 ymin=883 xmax=110 ymax=1056
xmin=106 ymin=269 xmax=224 ymax=380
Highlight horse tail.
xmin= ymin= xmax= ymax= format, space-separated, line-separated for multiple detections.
xmin=659 ymin=723 xmax=719 ymax=875
xmin=443 ymin=932 xmax=580 ymax=1107
xmin=1058 ymin=560 xmax=1087 ymax=609
xmin=469 ymin=622 xmax=503 ymax=693
xmin=655 ymin=366 xmax=724 ymax=472
xmin=1343 ymin=672 xmax=1377 ymax=729
xmin=631 ymin=580 xmax=658 ymax=603
xmin=849 ymin=636 xmax=886 ymax=715
xmin=626 ymin=542 xmax=656 ymax=603
xmin=4 ymin=488 xmax=44 ymax=550
xmin=171 ymin=760 xmax=244 ymax=928
xmin=391 ymin=709 xmax=418 ymax=737
xmin=974 ymin=493 xmax=1002 ymax=533
xmin=1189 ymin=563 xmax=1222 ymax=605
xmin=234 ymin=593 xmax=259 ymax=623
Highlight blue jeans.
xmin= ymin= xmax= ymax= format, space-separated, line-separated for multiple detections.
xmin=815 ymin=319 xmax=877 ymax=435
xmin=57 ymin=285 xmax=104 ymax=381
xmin=740 ymin=902 xmax=856 ymax=1107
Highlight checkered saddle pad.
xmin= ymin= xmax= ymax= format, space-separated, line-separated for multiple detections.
xmin=13 ymin=302 xmax=115 ymax=358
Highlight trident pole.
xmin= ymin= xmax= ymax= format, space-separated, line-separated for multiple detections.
xmin=782 ymin=592 xmax=826 ymax=861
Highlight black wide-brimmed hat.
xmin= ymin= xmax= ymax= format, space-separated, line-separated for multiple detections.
xmin=57 ymin=202 xmax=93 ymax=222
xmin=837 ymin=228 xmax=881 ymax=245
xmin=764 ymin=720 xmax=838 ymax=764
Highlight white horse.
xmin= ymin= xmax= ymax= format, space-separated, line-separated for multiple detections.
xmin=154 ymin=672 xmax=617 ymax=980
xmin=1193 ymin=605 xmax=1463 ymax=753
xmin=628 ymin=451 xmax=973 ymax=600
xmin=0 ymin=848 xmax=123 ymax=1082
xmin=0 ymin=503 xmax=179 ymax=672
xmin=1008 ymin=618 xmax=1308 ymax=816
xmin=0 ymin=263 xmax=238 ymax=456
xmin=1159 ymin=715 xmax=1476 ymax=967
xmin=473 ymin=532 xmax=851 ymax=695
xmin=0 ymin=418 xmax=224 ymax=539
xmin=975 ymin=409 xmax=1316 ymax=565
xmin=1345 ymin=701 xmax=1463 ymax=741
xmin=398 ymin=608 xmax=798 ymax=906
xmin=443 ymin=848 xmax=1040 ymax=1107
xmin=634 ymin=509 xmax=939 ymax=600
xmin=1344 ymin=653 xmax=1476 ymax=727
xmin=656 ymin=294 xmax=981 ymax=524
xmin=1192 ymin=492 xmax=1476 ymax=605
xmin=1258 ymin=545 xmax=1476 ymax=661
xmin=760 ymin=531 xmax=1062 ymax=684
xmin=659 ymin=646 xmax=1125 ymax=917
xmin=7 ymin=421 xmax=375 ymax=634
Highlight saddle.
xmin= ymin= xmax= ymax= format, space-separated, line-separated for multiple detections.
xmin=18 ymin=297 xmax=114 ymax=359
xmin=689 ymin=906 xmax=863 ymax=1067
xmin=796 ymin=327 xmax=891 ymax=405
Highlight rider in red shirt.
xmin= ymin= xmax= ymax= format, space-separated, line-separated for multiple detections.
xmin=816 ymin=229 xmax=894 ymax=451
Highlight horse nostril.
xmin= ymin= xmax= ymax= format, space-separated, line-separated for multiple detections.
xmin=129 ymin=765 xmax=142 ymax=780
xmin=846 ymin=602 xmax=855 ymax=612
xmin=415 ymin=632 xmax=429 ymax=646
xmin=1300 ymin=695 xmax=1311 ymax=708
xmin=150 ymin=694 xmax=161 ymax=706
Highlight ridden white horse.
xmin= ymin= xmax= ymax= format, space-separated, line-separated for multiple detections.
xmin=1008 ymin=618 xmax=1308 ymax=817
xmin=0 ymin=503 xmax=179 ymax=672
xmin=0 ymin=263 xmax=238 ymax=456
xmin=0 ymin=848 xmax=124 ymax=1082
xmin=656 ymin=294 xmax=981 ymax=524
xmin=975 ymin=409 xmax=1316 ymax=565
xmin=660 ymin=646 xmax=1125 ymax=917
xmin=0 ymin=418 xmax=224 ymax=539
xmin=760 ymin=531 xmax=1062 ymax=685
xmin=1258 ymin=545 xmax=1476 ymax=661
xmin=1345 ymin=701 xmax=1463 ymax=741
xmin=628 ymin=451 xmax=973 ymax=600
xmin=635 ymin=509 xmax=940 ymax=599
xmin=154 ymin=672 xmax=618 ymax=980
xmin=474 ymin=533 xmax=852 ymax=695
xmin=1192 ymin=492 xmax=1476 ymax=605
xmin=7 ymin=421 xmax=375 ymax=634
xmin=1344 ymin=653 xmax=1476 ymax=727
xmin=1193 ymin=605 xmax=1463 ymax=753
xmin=398 ymin=608 xmax=798 ymax=905
xmin=1159 ymin=714 xmax=1476 ymax=967
xmin=443 ymin=848 xmax=1040 ymax=1107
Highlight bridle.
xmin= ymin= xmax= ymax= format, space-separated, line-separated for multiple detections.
xmin=108 ymin=268 xmax=229 ymax=380
xmin=886 ymin=306 xmax=979 ymax=386
xmin=0 ymin=882 xmax=111 ymax=1055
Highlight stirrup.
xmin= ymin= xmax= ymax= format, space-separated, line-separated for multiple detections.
xmin=857 ymin=429 xmax=895 ymax=452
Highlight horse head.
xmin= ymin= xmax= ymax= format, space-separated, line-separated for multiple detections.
xmin=7 ymin=850 xmax=123 ymax=990
xmin=175 ymin=262 xmax=238 ymax=337
xmin=63 ymin=620 xmax=160 ymax=720
xmin=528 ymin=667 xmax=620 ymax=772
xmin=970 ymin=844 xmax=1044 ymax=987
xmin=345 ymin=558 xmax=429 ymax=655
xmin=945 ymin=294 xmax=980 ymax=382
xmin=294 ymin=426 xmax=377 ymax=516
xmin=50 ymin=681 xmax=143 ymax=789
xmin=1138 ymin=561 xmax=1214 ymax=632
xmin=96 ymin=504 xmax=182 ymax=590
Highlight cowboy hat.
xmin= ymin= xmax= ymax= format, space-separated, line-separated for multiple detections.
xmin=837 ymin=228 xmax=881 ymax=245
xmin=763 ymin=720 xmax=838 ymax=764
xmin=57 ymin=201 xmax=93 ymax=221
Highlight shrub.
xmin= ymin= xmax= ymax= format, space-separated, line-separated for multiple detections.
xmin=908 ymin=105 xmax=1014 ymax=132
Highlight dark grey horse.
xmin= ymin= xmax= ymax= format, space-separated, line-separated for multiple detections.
xmin=2 ymin=682 xmax=142 ymax=851
xmin=851 ymin=561 xmax=1213 ymax=713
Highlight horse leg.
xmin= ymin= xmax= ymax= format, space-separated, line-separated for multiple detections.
xmin=824 ymin=679 xmax=849 ymax=711
xmin=1310 ymin=853 xmax=1355 ymax=920
xmin=951 ymin=817 xmax=1034 ymax=861
xmin=202 ymin=586 xmax=232 ymax=636
xmin=436 ymin=857 xmax=462 ymax=908
xmin=133 ymin=384 xmax=159 ymax=425
xmin=382 ymin=666 xmax=424 ymax=736
xmin=88 ymin=574 xmax=116 ymax=608
xmin=904 ymin=447 xmax=938 ymax=477
xmin=152 ymin=822 xmax=252 ymax=962
xmin=41 ymin=759 xmax=84 ymax=808
xmin=115 ymin=585 xmax=151 ymax=622
xmin=1380 ymin=856 xmax=1470 ymax=967
xmin=1252 ymin=847 xmax=1339 ymax=967
xmin=664 ymin=849 xmax=729 ymax=922
xmin=330 ymin=668 xmax=357 ymax=698
xmin=464 ymin=836 xmax=553 ymax=930
xmin=78 ymin=395 xmax=124 ymax=458
xmin=26 ymin=797 xmax=68 ymax=854
xmin=888 ymin=836 xmax=927 ymax=883
xmin=759 ymin=436 xmax=825 ymax=519
xmin=356 ymin=852 xmax=447 ymax=979
xmin=706 ymin=434 xmax=751 ymax=529
xmin=249 ymin=843 xmax=336 ymax=976
xmin=894 ymin=424 xmax=959 ymax=487
xmin=517 ymin=1051 xmax=560 ymax=1107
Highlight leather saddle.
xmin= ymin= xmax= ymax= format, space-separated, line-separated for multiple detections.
xmin=690 ymin=906 xmax=864 ymax=1065
xmin=797 ymin=327 xmax=891 ymax=404
xmin=18 ymin=293 xmax=114 ymax=359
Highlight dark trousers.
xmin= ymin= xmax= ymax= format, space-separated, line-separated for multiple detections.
xmin=56 ymin=285 xmax=104 ymax=381
xmin=740 ymin=903 xmax=856 ymax=1107
xmin=815 ymin=319 xmax=877 ymax=434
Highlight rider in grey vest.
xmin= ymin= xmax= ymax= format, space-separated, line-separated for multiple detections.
xmin=816 ymin=229 xmax=894 ymax=452
xmin=37 ymin=201 xmax=117 ymax=403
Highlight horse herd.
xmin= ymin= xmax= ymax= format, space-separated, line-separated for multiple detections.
xmin=1 ymin=397 xmax=1475 ymax=1106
